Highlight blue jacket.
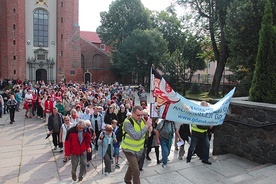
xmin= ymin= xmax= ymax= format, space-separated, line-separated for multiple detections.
xmin=97 ymin=131 xmax=116 ymax=158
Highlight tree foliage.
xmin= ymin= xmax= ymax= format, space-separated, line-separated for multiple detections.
xmin=249 ymin=0 xmax=276 ymax=103
xmin=177 ymin=0 xmax=232 ymax=97
xmin=113 ymin=29 xmax=168 ymax=85
xmin=226 ymin=0 xmax=276 ymax=95
xmin=153 ymin=9 xmax=183 ymax=55
xmin=162 ymin=33 xmax=205 ymax=87
xmin=96 ymin=0 xmax=151 ymax=48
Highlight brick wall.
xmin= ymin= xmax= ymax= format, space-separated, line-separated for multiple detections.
xmin=0 ymin=0 xmax=26 ymax=80
xmin=80 ymin=38 xmax=115 ymax=84
xmin=57 ymin=0 xmax=81 ymax=83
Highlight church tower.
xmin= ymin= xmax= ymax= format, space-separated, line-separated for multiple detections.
xmin=0 ymin=0 xmax=81 ymax=83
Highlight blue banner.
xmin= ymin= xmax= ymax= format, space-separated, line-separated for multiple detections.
xmin=150 ymin=68 xmax=235 ymax=126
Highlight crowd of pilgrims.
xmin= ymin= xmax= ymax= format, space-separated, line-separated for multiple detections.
xmin=2 ymin=81 xmax=150 ymax=167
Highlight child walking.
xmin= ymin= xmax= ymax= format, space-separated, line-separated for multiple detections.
xmin=111 ymin=119 xmax=121 ymax=169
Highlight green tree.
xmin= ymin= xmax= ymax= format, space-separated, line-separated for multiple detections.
xmin=226 ymin=0 xmax=276 ymax=95
xmin=249 ymin=0 xmax=276 ymax=103
xmin=153 ymin=8 xmax=183 ymax=55
xmin=113 ymin=29 xmax=168 ymax=85
xmin=177 ymin=0 xmax=232 ymax=97
xmin=162 ymin=33 xmax=205 ymax=88
xmin=96 ymin=0 xmax=151 ymax=48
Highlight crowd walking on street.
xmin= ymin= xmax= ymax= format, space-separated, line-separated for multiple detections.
xmin=0 ymin=79 xmax=215 ymax=182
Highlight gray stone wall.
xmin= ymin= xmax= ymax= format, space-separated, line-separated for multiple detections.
xmin=212 ymin=97 xmax=276 ymax=164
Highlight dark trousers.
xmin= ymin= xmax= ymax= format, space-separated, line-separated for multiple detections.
xmin=87 ymin=142 xmax=93 ymax=161
xmin=187 ymin=134 xmax=210 ymax=162
xmin=138 ymin=148 xmax=146 ymax=170
xmin=104 ymin=145 xmax=112 ymax=173
xmin=52 ymin=132 xmax=62 ymax=148
xmin=9 ymin=107 xmax=15 ymax=122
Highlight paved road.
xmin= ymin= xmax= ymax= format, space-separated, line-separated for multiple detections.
xmin=0 ymin=96 xmax=275 ymax=183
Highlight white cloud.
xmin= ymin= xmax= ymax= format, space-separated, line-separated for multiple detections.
xmin=79 ymin=0 xmax=175 ymax=32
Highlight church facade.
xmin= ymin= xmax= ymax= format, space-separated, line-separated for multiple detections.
xmin=0 ymin=0 xmax=115 ymax=84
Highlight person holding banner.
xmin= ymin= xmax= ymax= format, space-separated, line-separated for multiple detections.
xmin=155 ymin=119 xmax=181 ymax=168
xmin=186 ymin=101 xmax=212 ymax=165
xmin=121 ymin=106 xmax=152 ymax=184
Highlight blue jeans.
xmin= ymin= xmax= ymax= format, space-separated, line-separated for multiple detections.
xmin=187 ymin=133 xmax=210 ymax=162
xmin=160 ymin=138 xmax=172 ymax=165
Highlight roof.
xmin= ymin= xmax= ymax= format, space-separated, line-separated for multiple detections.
xmin=80 ymin=31 xmax=101 ymax=44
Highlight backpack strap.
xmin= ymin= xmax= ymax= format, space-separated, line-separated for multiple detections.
xmin=122 ymin=117 xmax=135 ymax=140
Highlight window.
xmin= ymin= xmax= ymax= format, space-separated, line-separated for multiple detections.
xmin=61 ymin=2 xmax=63 ymax=7
xmin=61 ymin=34 xmax=63 ymax=39
xmin=14 ymin=56 xmax=16 ymax=60
xmin=61 ymin=17 xmax=63 ymax=23
xmin=13 ymin=40 xmax=16 ymax=45
xmin=33 ymin=9 xmax=48 ymax=47
xmin=13 ymin=24 xmax=16 ymax=30
xmin=100 ymin=44 xmax=105 ymax=50
xmin=13 ymin=8 xmax=16 ymax=13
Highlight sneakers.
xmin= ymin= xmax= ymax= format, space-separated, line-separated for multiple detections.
xmin=78 ymin=177 xmax=83 ymax=181
xmin=72 ymin=173 xmax=77 ymax=181
xmin=86 ymin=162 xmax=90 ymax=167
xmin=162 ymin=164 xmax=167 ymax=168
xmin=59 ymin=148 xmax=63 ymax=152
xmin=105 ymin=172 xmax=110 ymax=176
xmin=115 ymin=163 xmax=120 ymax=169
xmin=146 ymin=156 xmax=151 ymax=161
xmin=178 ymin=156 xmax=183 ymax=160
xmin=186 ymin=160 xmax=191 ymax=163
xmin=53 ymin=146 xmax=57 ymax=150
xmin=157 ymin=160 xmax=161 ymax=164
xmin=202 ymin=160 xmax=212 ymax=165
xmin=63 ymin=158 xmax=67 ymax=162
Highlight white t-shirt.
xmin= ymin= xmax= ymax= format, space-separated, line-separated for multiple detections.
xmin=60 ymin=123 xmax=73 ymax=142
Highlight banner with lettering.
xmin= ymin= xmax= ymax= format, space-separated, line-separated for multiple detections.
xmin=149 ymin=68 xmax=235 ymax=126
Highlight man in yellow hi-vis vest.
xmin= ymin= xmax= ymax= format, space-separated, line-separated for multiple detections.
xmin=121 ymin=106 xmax=152 ymax=184
xmin=186 ymin=101 xmax=212 ymax=165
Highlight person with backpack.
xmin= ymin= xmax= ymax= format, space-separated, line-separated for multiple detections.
xmin=97 ymin=124 xmax=117 ymax=176
xmin=155 ymin=119 xmax=181 ymax=168
xmin=121 ymin=106 xmax=152 ymax=184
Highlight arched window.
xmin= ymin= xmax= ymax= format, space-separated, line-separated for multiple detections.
xmin=92 ymin=54 xmax=103 ymax=69
xmin=33 ymin=9 xmax=48 ymax=47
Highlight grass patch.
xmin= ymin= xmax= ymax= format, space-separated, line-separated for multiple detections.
xmin=185 ymin=91 xmax=212 ymax=101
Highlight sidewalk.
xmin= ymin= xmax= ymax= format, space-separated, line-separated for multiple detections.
xmin=0 ymin=108 xmax=275 ymax=184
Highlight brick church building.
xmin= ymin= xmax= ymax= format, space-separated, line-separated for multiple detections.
xmin=0 ymin=0 xmax=115 ymax=84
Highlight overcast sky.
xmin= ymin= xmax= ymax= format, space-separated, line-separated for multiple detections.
xmin=79 ymin=0 xmax=177 ymax=32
